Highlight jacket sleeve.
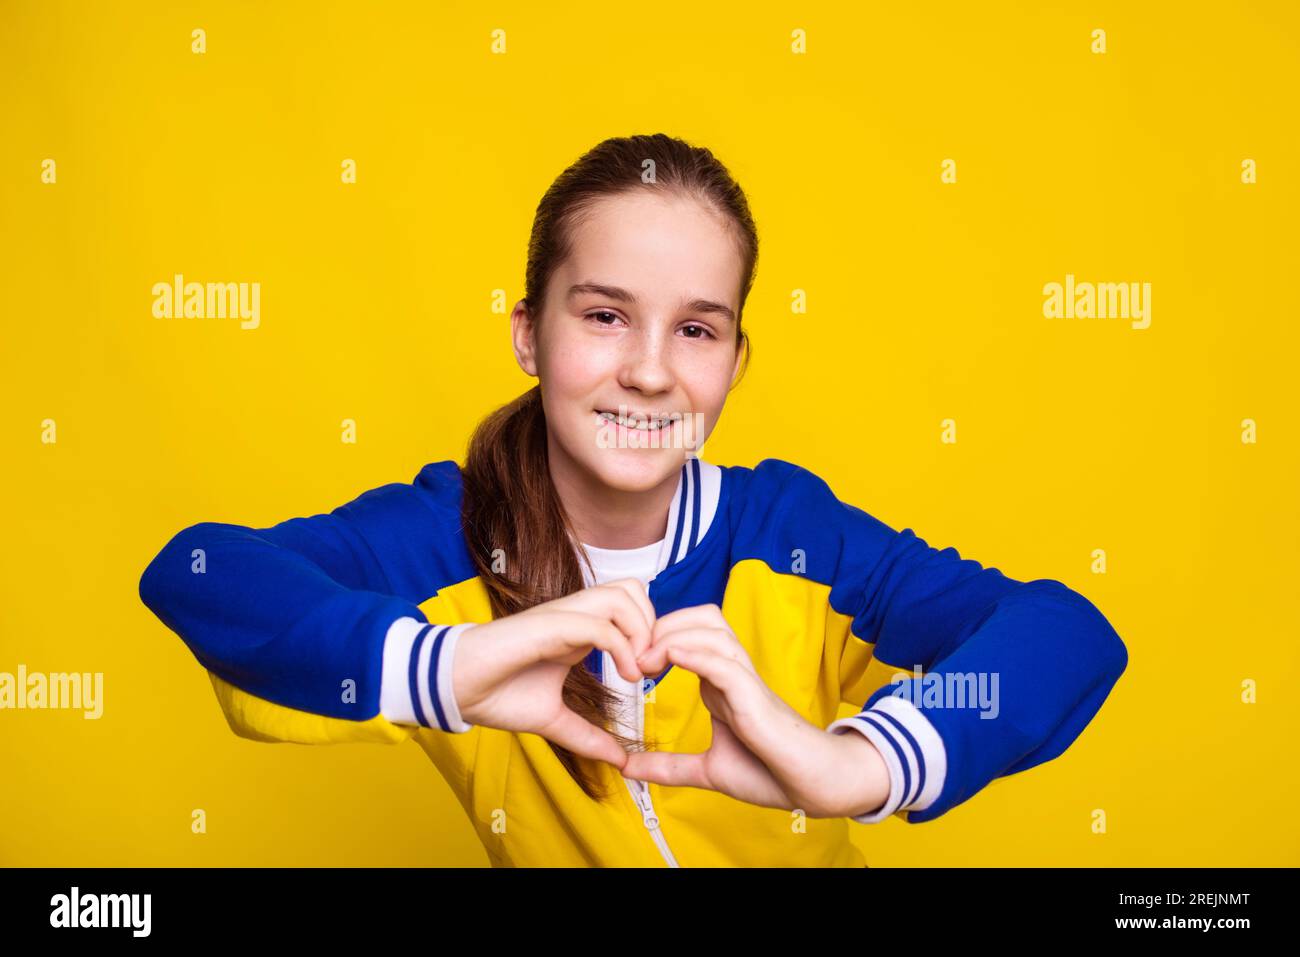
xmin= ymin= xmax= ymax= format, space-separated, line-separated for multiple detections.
xmin=138 ymin=466 xmax=478 ymax=745
xmin=768 ymin=460 xmax=1128 ymax=824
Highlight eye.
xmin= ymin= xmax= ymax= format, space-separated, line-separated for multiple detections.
xmin=680 ymin=323 xmax=717 ymax=340
xmin=586 ymin=310 xmax=624 ymax=327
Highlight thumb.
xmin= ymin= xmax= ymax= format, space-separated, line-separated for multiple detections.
xmin=622 ymin=750 xmax=709 ymax=789
xmin=538 ymin=708 xmax=630 ymax=770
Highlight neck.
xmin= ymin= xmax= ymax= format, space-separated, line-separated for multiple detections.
xmin=547 ymin=439 xmax=680 ymax=549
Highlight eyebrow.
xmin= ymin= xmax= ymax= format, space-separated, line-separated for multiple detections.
xmin=567 ymin=282 xmax=735 ymax=325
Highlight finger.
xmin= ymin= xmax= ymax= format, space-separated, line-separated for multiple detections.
xmin=562 ymin=582 xmax=655 ymax=661
xmin=598 ymin=579 xmax=657 ymax=658
xmin=637 ymin=629 xmax=738 ymax=670
xmin=538 ymin=707 xmax=629 ymax=769
xmin=650 ymin=603 xmax=727 ymax=640
xmin=621 ymin=750 xmax=710 ymax=789
xmin=637 ymin=626 xmax=751 ymax=676
xmin=536 ymin=612 xmax=645 ymax=685
xmin=662 ymin=644 xmax=750 ymax=701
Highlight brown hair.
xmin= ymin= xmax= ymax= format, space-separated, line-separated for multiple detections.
xmin=460 ymin=133 xmax=758 ymax=800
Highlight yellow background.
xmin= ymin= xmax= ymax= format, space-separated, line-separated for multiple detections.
xmin=2 ymin=0 xmax=1296 ymax=866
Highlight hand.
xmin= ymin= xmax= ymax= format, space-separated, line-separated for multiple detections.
xmin=622 ymin=604 xmax=892 ymax=819
xmin=451 ymin=578 xmax=654 ymax=770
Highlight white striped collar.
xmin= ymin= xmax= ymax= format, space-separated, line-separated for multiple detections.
xmin=653 ymin=456 xmax=721 ymax=578
xmin=574 ymin=456 xmax=722 ymax=588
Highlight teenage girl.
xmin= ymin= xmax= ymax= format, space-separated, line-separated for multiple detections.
xmin=139 ymin=133 xmax=1128 ymax=867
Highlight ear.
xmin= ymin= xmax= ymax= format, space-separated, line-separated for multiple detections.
xmin=730 ymin=332 xmax=746 ymax=384
xmin=511 ymin=300 xmax=538 ymax=376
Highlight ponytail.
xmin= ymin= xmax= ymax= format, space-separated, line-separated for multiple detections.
xmin=461 ymin=385 xmax=643 ymax=800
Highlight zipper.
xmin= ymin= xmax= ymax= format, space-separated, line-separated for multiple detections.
xmin=631 ymin=671 xmax=680 ymax=867
xmin=607 ymin=653 xmax=681 ymax=867
xmin=625 ymin=775 xmax=679 ymax=867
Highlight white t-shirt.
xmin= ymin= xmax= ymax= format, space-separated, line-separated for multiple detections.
xmin=580 ymin=538 xmax=663 ymax=586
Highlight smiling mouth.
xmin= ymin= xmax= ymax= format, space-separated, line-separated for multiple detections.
xmin=595 ymin=409 xmax=678 ymax=432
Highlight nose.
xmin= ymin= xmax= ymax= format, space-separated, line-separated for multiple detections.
xmin=617 ymin=325 xmax=676 ymax=396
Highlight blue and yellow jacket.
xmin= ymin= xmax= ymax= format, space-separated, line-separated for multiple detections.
xmin=137 ymin=456 xmax=1128 ymax=867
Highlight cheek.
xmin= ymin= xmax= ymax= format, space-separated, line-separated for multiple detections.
xmin=537 ymin=338 xmax=609 ymax=396
xmin=681 ymin=351 xmax=737 ymax=412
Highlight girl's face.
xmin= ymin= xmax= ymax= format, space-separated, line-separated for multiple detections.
xmin=512 ymin=189 xmax=745 ymax=495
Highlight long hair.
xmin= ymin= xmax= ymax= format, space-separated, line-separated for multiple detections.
xmin=460 ymin=133 xmax=758 ymax=800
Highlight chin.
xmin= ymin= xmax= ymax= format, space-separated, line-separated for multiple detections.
xmin=586 ymin=449 xmax=680 ymax=492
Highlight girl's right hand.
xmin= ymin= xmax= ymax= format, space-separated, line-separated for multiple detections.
xmin=449 ymin=579 xmax=655 ymax=769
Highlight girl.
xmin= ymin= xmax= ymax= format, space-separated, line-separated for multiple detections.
xmin=139 ymin=133 xmax=1128 ymax=867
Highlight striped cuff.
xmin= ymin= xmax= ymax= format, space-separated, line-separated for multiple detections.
xmin=379 ymin=617 xmax=476 ymax=732
xmin=826 ymin=695 xmax=947 ymax=824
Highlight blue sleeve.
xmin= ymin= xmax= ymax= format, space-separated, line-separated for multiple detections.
xmin=769 ymin=459 xmax=1129 ymax=823
xmin=137 ymin=461 xmax=475 ymax=740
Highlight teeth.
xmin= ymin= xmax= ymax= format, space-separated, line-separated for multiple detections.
xmin=597 ymin=410 xmax=674 ymax=431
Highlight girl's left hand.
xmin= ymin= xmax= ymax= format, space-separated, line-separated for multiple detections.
xmin=622 ymin=604 xmax=892 ymax=819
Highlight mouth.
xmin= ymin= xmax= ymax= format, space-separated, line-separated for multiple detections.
xmin=594 ymin=409 xmax=678 ymax=433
